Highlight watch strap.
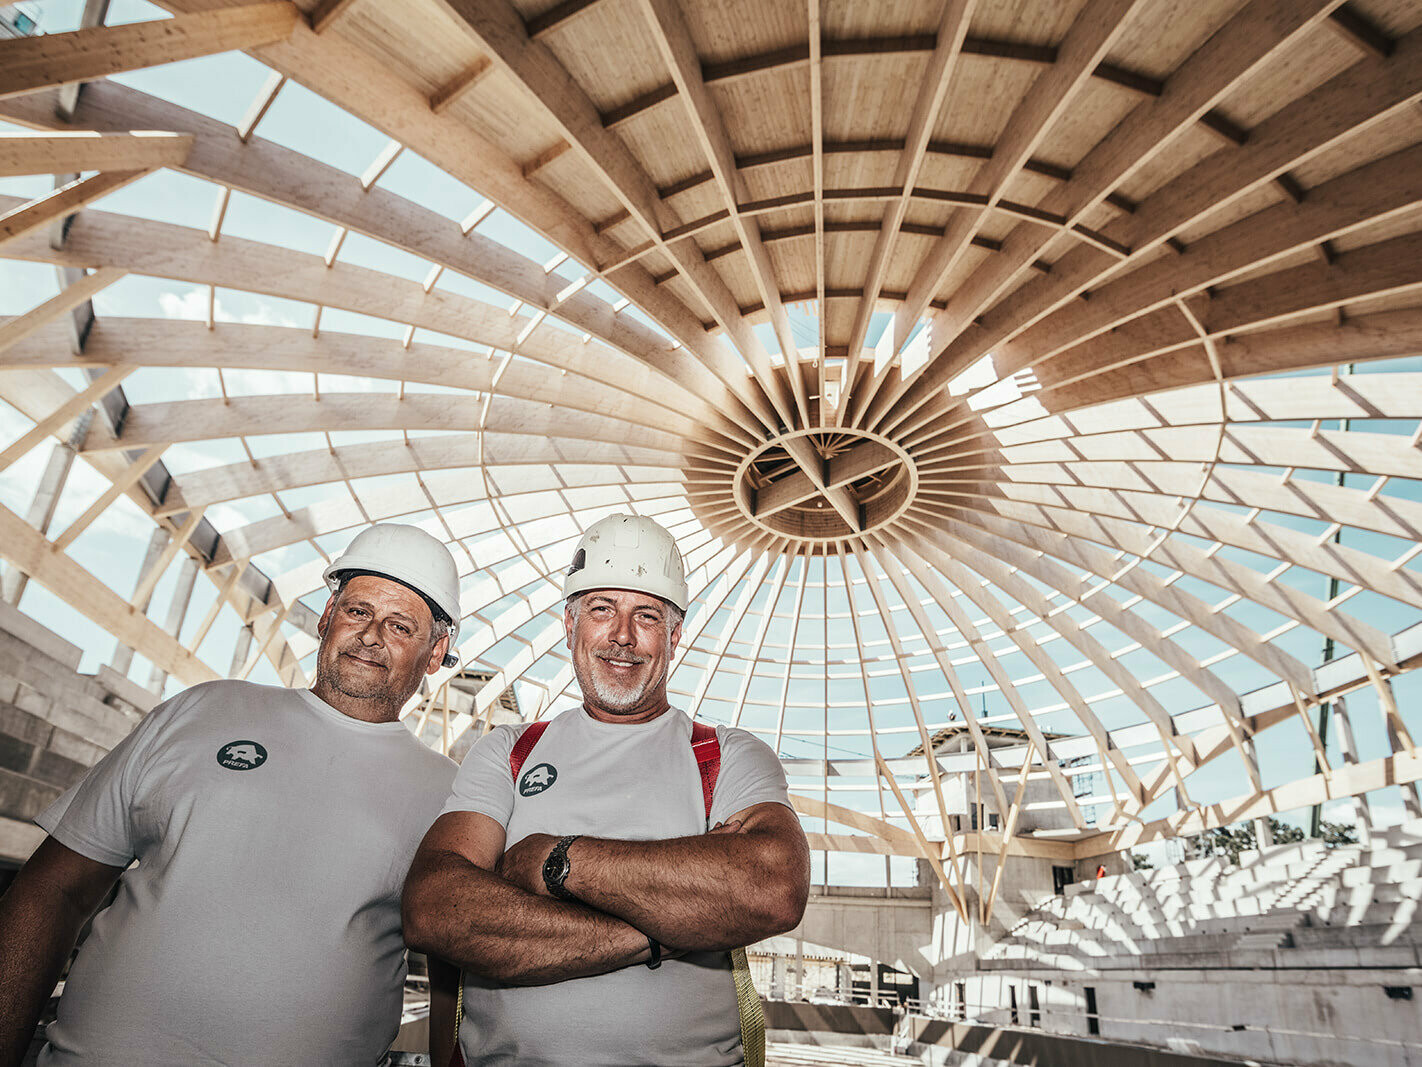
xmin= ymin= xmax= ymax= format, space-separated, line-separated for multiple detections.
xmin=646 ymin=936 xmax=662 ymax=969
xmin=542 ymin=834 xmax=582 ymax=901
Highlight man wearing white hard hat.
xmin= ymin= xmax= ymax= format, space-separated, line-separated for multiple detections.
xmin=405 ymin=513 xmax=809 ymax=1067
xmin=0 ymin=524 xmax=462 ymax=1066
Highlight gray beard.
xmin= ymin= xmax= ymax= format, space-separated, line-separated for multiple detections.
xmin=575 ymin=656 xmax=659 ymax=712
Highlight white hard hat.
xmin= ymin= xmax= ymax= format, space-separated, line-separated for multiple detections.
xmin=563 ymin=514 xmax=689 ymax=613
xmin=322 ymin=524 xmax=462 ymax=668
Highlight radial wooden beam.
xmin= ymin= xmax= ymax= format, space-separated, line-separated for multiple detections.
xmin=637 ymin=0 xmax=811 ymax=426
xmin=836 ymin=0 xmax=974 ymax=413
xmin=0 ymin=2 xmax=298 ymax=100
xmin=432 ymin=0 xmax=793 ymax=433
xmin=913 ymin=0 xmax=1343 ymax=364
xmin=887 ymin=0 xmax=1146 ymax=354
xmin=0 ymin=131 xmax=193 ymax=177
xmin=873 ymin=22 xmax=1422 ymax=434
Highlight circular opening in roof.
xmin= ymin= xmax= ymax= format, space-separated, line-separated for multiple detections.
xmin=733 ymin=428 xmax=917 ymax=543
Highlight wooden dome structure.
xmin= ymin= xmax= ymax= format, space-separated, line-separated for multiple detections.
xmin=3 ymin=0 xmax=1422 ymax=898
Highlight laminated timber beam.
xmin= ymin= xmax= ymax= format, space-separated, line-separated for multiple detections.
xmin=430 ymin=0 xmax=793 ymax=434
xmin=874 ymin=21 xmax=1422 ymax=434
xmin=0 ymin=131 xmax=192 ymax=177
xmin=163 ymin=434 xmax=680 ymax=513
xmin=140 ymin=0 xmax=774 ymax=438
xmin=890 ymin=0 xmax=1146 ymax=351
xmin=1076 ymin=748 xmax=1422 ymax=858
xmin=0 ymin=170 xmax=147 ymax=248
xmin=837 ymin=0 xmax=974 ymax=401
xmin=898 ymin=0 xmax=1344 ymax=361
xmin=0 ymin=3 xmax=298 ymax=100
xmin=78 ymin=393 xmax=685 ymax=456
xmin=0 ymin=501 xmax=218 ymax=686
xmin=636 ymin=0 xmax=810 ymax=425
xmin=1 ymin=317 xmax=707 ymax=443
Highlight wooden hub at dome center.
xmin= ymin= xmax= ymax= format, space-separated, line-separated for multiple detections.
xmin=727 ymin=428 xmax=918 ymax=543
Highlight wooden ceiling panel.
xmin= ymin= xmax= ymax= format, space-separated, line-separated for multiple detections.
xmin=538 ymin=0 xmax=674 ymax=112
xmin=678 ymin=0 xmax=807 ymax=65
xmin=821 ymin=0 xmax=937 ymax=39
xmin=966 ymin=0 xmax=1089 ymax=43
xmin=821 ymin=149 xmax=902 ymax=193
xmin=711 ymin=70 xmax=813 ymax=157
xmin=1290 ymin=108 xmax=1422 ymax=188
xmin=821 ymin=53 xmax=933 ymax=142
xmin=334 ymin=2 xmax=477 ymax=95
xmin=451 ymin=68 xmax=571 ymax=153
xmin=1214 ymin=21 xmax=1366 ymax=128
xmin=1028 ymin=78 xmax=1141 ymax=172
xmin=930 ymin=56 xmax=1042 ymax=148
xmin=1099 ymin=0 xmax=1241 ymax=80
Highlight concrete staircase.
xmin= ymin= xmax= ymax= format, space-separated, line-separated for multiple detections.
xmin=981 ymin=823 xmax=1422 ymax=971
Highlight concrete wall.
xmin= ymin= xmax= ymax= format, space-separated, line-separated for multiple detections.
xmin=0 ymin=602 xmax=152 ymax=864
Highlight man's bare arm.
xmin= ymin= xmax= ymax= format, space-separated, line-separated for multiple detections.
xmin=498 ymin=802 xmax=809 ymax=951
xmin=0 ymin=838 xmax=123 ymax=1067
xmin=426 ymin=954 xmax=459 ymax=1067
xmin=402 ymin=811 xmax=655 ymax=986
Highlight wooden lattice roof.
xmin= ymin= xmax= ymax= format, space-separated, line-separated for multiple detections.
xmin=2 ymin=0 xmax=1422 ymax=903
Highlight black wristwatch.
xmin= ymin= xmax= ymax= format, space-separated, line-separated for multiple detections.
xmin=542 ymin=834 xmax=582 ymax=901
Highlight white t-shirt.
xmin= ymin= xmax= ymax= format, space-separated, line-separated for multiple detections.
xmin=440 ymin=705 xmax=792 ymax=1066
xmin=34 ymin=679 xmax=456 ymax=1067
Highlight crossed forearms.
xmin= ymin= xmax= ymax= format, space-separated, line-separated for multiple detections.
xmin=495 ymin=819 xmax=809 ymax=953
xmin=402 ymin=850 xmax=654 ymax=985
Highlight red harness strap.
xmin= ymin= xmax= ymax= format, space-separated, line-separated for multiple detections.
xmin=508 ymin=720 xmax=551 ymax=780
xmin=689 ymin=720 xmax=720 ymax=823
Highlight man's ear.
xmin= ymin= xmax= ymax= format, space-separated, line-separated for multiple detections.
xmin=668 ymin=618 xmax=682 ymax=657
xmin=425 ymin=632 xmax=450 ymax=675
xmin=317 ymin=595 xmax=335 ymax=639
xmin=563 ymin=606 xmax=576 ymax=651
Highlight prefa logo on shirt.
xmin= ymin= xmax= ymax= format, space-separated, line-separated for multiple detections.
xmin=519 ymin=762 xmax=557 ymax=796
xmin=216 ymin=740 xmax=268 ymax=771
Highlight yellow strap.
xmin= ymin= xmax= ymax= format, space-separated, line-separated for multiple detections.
xmin=731 ymin=946 xmax=765 ymax=1067
xmin=451 ymin=972 xmax=463 ymax=1065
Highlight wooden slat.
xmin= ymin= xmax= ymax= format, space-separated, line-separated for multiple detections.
xmin=0 ymin=131 xmax=192 ymax=177
xmin=0 ymin=3 xmax=298 ymax=100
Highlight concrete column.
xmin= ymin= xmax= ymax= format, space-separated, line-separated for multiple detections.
xmin=1330 ymin=697 xmax=1373 ymax=847
xmin=794 ymin=936 xmax=804 ymax=1000
xmin=2 ymin=442 xmax=77 ymax=606
xmin=147 ymin=555 xmax=198 ymax=694
xmin=229 ymin=623 xmax=254 ymax=679
xmin=1388 ymin=719 xmax=1422 ymax=820
xmin=1375 ymin=680 xmax=1422 ymax=819
xmin=869 ymin=960 xmax=880 ymax=1007
xmin=1243 ymin=737 xmax=1274 ymax=848
xmin=111 ymin=527 xmax=169 ymax=676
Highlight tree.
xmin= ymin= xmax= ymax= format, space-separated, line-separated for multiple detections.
xmin=1189 ymin=818 xmax=1304 ymax=865
xmin=1321 ymin=821 xmax=1358 ymax=848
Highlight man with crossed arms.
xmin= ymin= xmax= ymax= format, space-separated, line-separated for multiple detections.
xmin=404 ymin=513 xmax=810 ymax=1066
